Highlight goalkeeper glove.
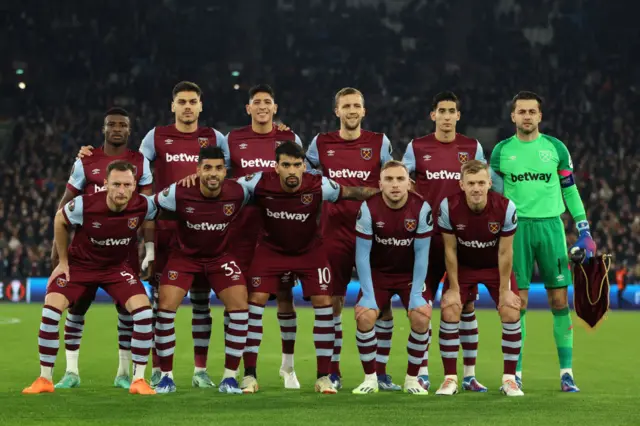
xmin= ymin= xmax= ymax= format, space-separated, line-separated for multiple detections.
xmin=569 ymin=221 xmax=596 ymax=263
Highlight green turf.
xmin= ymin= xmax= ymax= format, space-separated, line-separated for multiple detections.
xmin=0 ymin=304 xmax=637 ymax=426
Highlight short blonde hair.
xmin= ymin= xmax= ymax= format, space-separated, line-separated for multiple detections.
xmin=461 ymin=159 xmax=489 ymax=177
xmin=334 ymin=87 xmax=364 ymax=108
xmin=381 ymin=160 xmax=407 ymax=174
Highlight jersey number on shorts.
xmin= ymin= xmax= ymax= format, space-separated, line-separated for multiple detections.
xmin=317 ymin=267 xmax=331 ymax=285
xmin=120 ymin=271 xmax=137 ymax=285
xmin=221 ymin=261 xmax=242 ymax=277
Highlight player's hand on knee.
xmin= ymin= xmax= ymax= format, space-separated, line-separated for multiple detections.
xmin=276 ymin=122 xmax=291 ymax=132
xmin=178 ymin=173 xmax=198 ymax=188
xmin=409 ymin=301 xmax=432 ymax=321
xmin=77 ymin=145 xmax=94 ymax=159
xmin=48 ymin=262 xmax=70 ymax=288
xmin=355 ymin=298 xmax=379 ymax=321
xmin=499 ymin=289 xmax=521 ymax=311
xmin=441 ymin=289 xmax=462 ymax=312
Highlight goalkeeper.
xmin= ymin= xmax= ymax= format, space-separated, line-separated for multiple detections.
xmin=490 ymin=91 xmax=596 ymax=392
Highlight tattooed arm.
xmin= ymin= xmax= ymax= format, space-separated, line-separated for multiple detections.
xmin=340 ymin=186 xmax=380 ymax=201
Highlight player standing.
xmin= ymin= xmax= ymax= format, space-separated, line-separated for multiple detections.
xmin=237 ymin=141 xmax=379 ymax=394
xmin=305 ymin=87 xmax=398 ymax=391
xmin=53 ymin=108 xmax=153 ymax=390
xmin=402 ymin=91 xmax=499 ymax=391
xmin=352 ymin=161 xmax=433 ymax=395
xmin=153 ymin=147 xmax=249 ymax=394
xmin=222 ymin=84 xmax=304 ymax=389
xmin=23 ymin=161 xmax=157 ymax=395
xmin=490 ymin=91 xmax=595 ymax=391
xmin=435 ymin=160 xmax=523 ymax=396
xmin=78 ymin=82 xmax=227 ymax=388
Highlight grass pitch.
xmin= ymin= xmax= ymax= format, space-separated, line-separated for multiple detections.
xmin=0 ymin=304 xmax=637 ymax=426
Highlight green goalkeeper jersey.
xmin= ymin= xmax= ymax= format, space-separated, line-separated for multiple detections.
xmin=490 ymin=133 xmax=574 ymax=218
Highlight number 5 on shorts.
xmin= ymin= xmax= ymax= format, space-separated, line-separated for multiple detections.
xmin=221 ymin=261 xmax=242 ymax=277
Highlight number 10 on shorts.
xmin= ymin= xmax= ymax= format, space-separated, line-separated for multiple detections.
xmin=317 ymin=267 xmax=331 ymax=290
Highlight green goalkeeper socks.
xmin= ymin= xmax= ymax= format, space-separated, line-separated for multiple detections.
xmin=552 ymin=307 xmax=573 ymax=369
xmin=516 ymin=309 xmax=527 ymax=373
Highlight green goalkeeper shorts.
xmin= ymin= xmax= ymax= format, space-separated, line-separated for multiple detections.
xmin=513 ymin=217 xmax=572 ymax=290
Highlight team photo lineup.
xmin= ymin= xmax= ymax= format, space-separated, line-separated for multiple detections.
xmin=20 ymin=81 xmax=599 ymax=399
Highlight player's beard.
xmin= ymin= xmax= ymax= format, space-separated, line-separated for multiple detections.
xmin=107 ymin=137 xmax=128 ymax=147
xmin=109 ymin=193 xmax=131 ymax=210
xmin=204 ymin=177 xmax=221 ymax=191
xmin=284 ymin=176 xmax=300 ymax=189
xmin=342 ymin=116 xmax=361 ymax=131
xmin=179 ymin=112 xmax=198 ymax=126
xmin=517 ymin=123 xmax=537 ymax=135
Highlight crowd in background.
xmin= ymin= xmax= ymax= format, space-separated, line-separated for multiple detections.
xmin=1 ymin=0 xmax=638 ymax=284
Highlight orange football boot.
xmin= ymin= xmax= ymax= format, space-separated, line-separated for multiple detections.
xmin=129 ymin=378 xmax=156 ymax=395
xmin=22 ymin=377 xmax=55 ymax=394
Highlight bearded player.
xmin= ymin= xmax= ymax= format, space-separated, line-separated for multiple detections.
xmin=53 ymin=108 xmax=153 ymax=390
xmin=435 ymin=160 xmax=523 ymax=397
xmin=154 ymin=147 xmax=249 ymax=395
xmin=221 ymin=84 xmax=304 ymax=389
xmin=402 ymin=91 xmax=500 ymax=392
xmin=352 ymin=161 xmax=433 ymax=395
xmin=237 ymin=141 xmax=379 ymax=394
xmin=490 ymin=91 xmax=595 ymax=391
xmin=77 ymin=82 xmax=227 ymax=388
xmin=23 ymin=161 xmax=157 ymax=395
xmin=305 ymin=87 xmax=397 ymax=391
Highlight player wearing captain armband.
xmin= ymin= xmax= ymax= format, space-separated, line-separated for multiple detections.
xmin=490 ymin=91 xmax=596 ymax=392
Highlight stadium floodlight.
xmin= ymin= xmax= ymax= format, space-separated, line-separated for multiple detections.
xmin=233 ymin=84 xmax=240 ymax=90
xmin=16 ymin=69 xmax=24 ymax=75
xmin=18 ymin=82 xmax=26 ymax=90
xmin=231 ymin=71 xmax=240 ymax=77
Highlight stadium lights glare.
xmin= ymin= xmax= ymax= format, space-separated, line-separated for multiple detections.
xmin=233 ymin=84 xmax=240 ymax=90
xmin=18 ymin=82 xmax=26 ymax=90
xmin=16 ymin=69 xmax=24 ymax=75
xmin=231 ymin=71 xmax=240 ymax=77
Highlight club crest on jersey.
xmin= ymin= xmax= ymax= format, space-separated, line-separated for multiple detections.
xmin=56 ymin=277 xmax=68 ymax=288
xmin=361 ymin=148 xmax=373 ymax=160
xmin=198 ymin=137 xmax=209 ymax=148
xmin=458 ymin=152 xmax=469 ymax=163
xmin=488 ymin=222 xmax=500 ymax=234
xmin=301 ymin=193 xmax=314 ymax=205
xmin=251 ymin=277 xmax=261 ymax=287
xmin=223 ymin=203 xmax=235 ymax=216
xmin=538 ymin=150 xmax=552 ymax=162
xmin=128 ymin=217 xmax=139 ymax=229
xmin=168 ymin=270 xmax=179 ymax=281
xmin=405 ymin=218 xmax=417 ymax=232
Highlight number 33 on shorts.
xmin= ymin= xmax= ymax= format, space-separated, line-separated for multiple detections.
xmin=221 ymin=261 xmax=242 ymax=277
